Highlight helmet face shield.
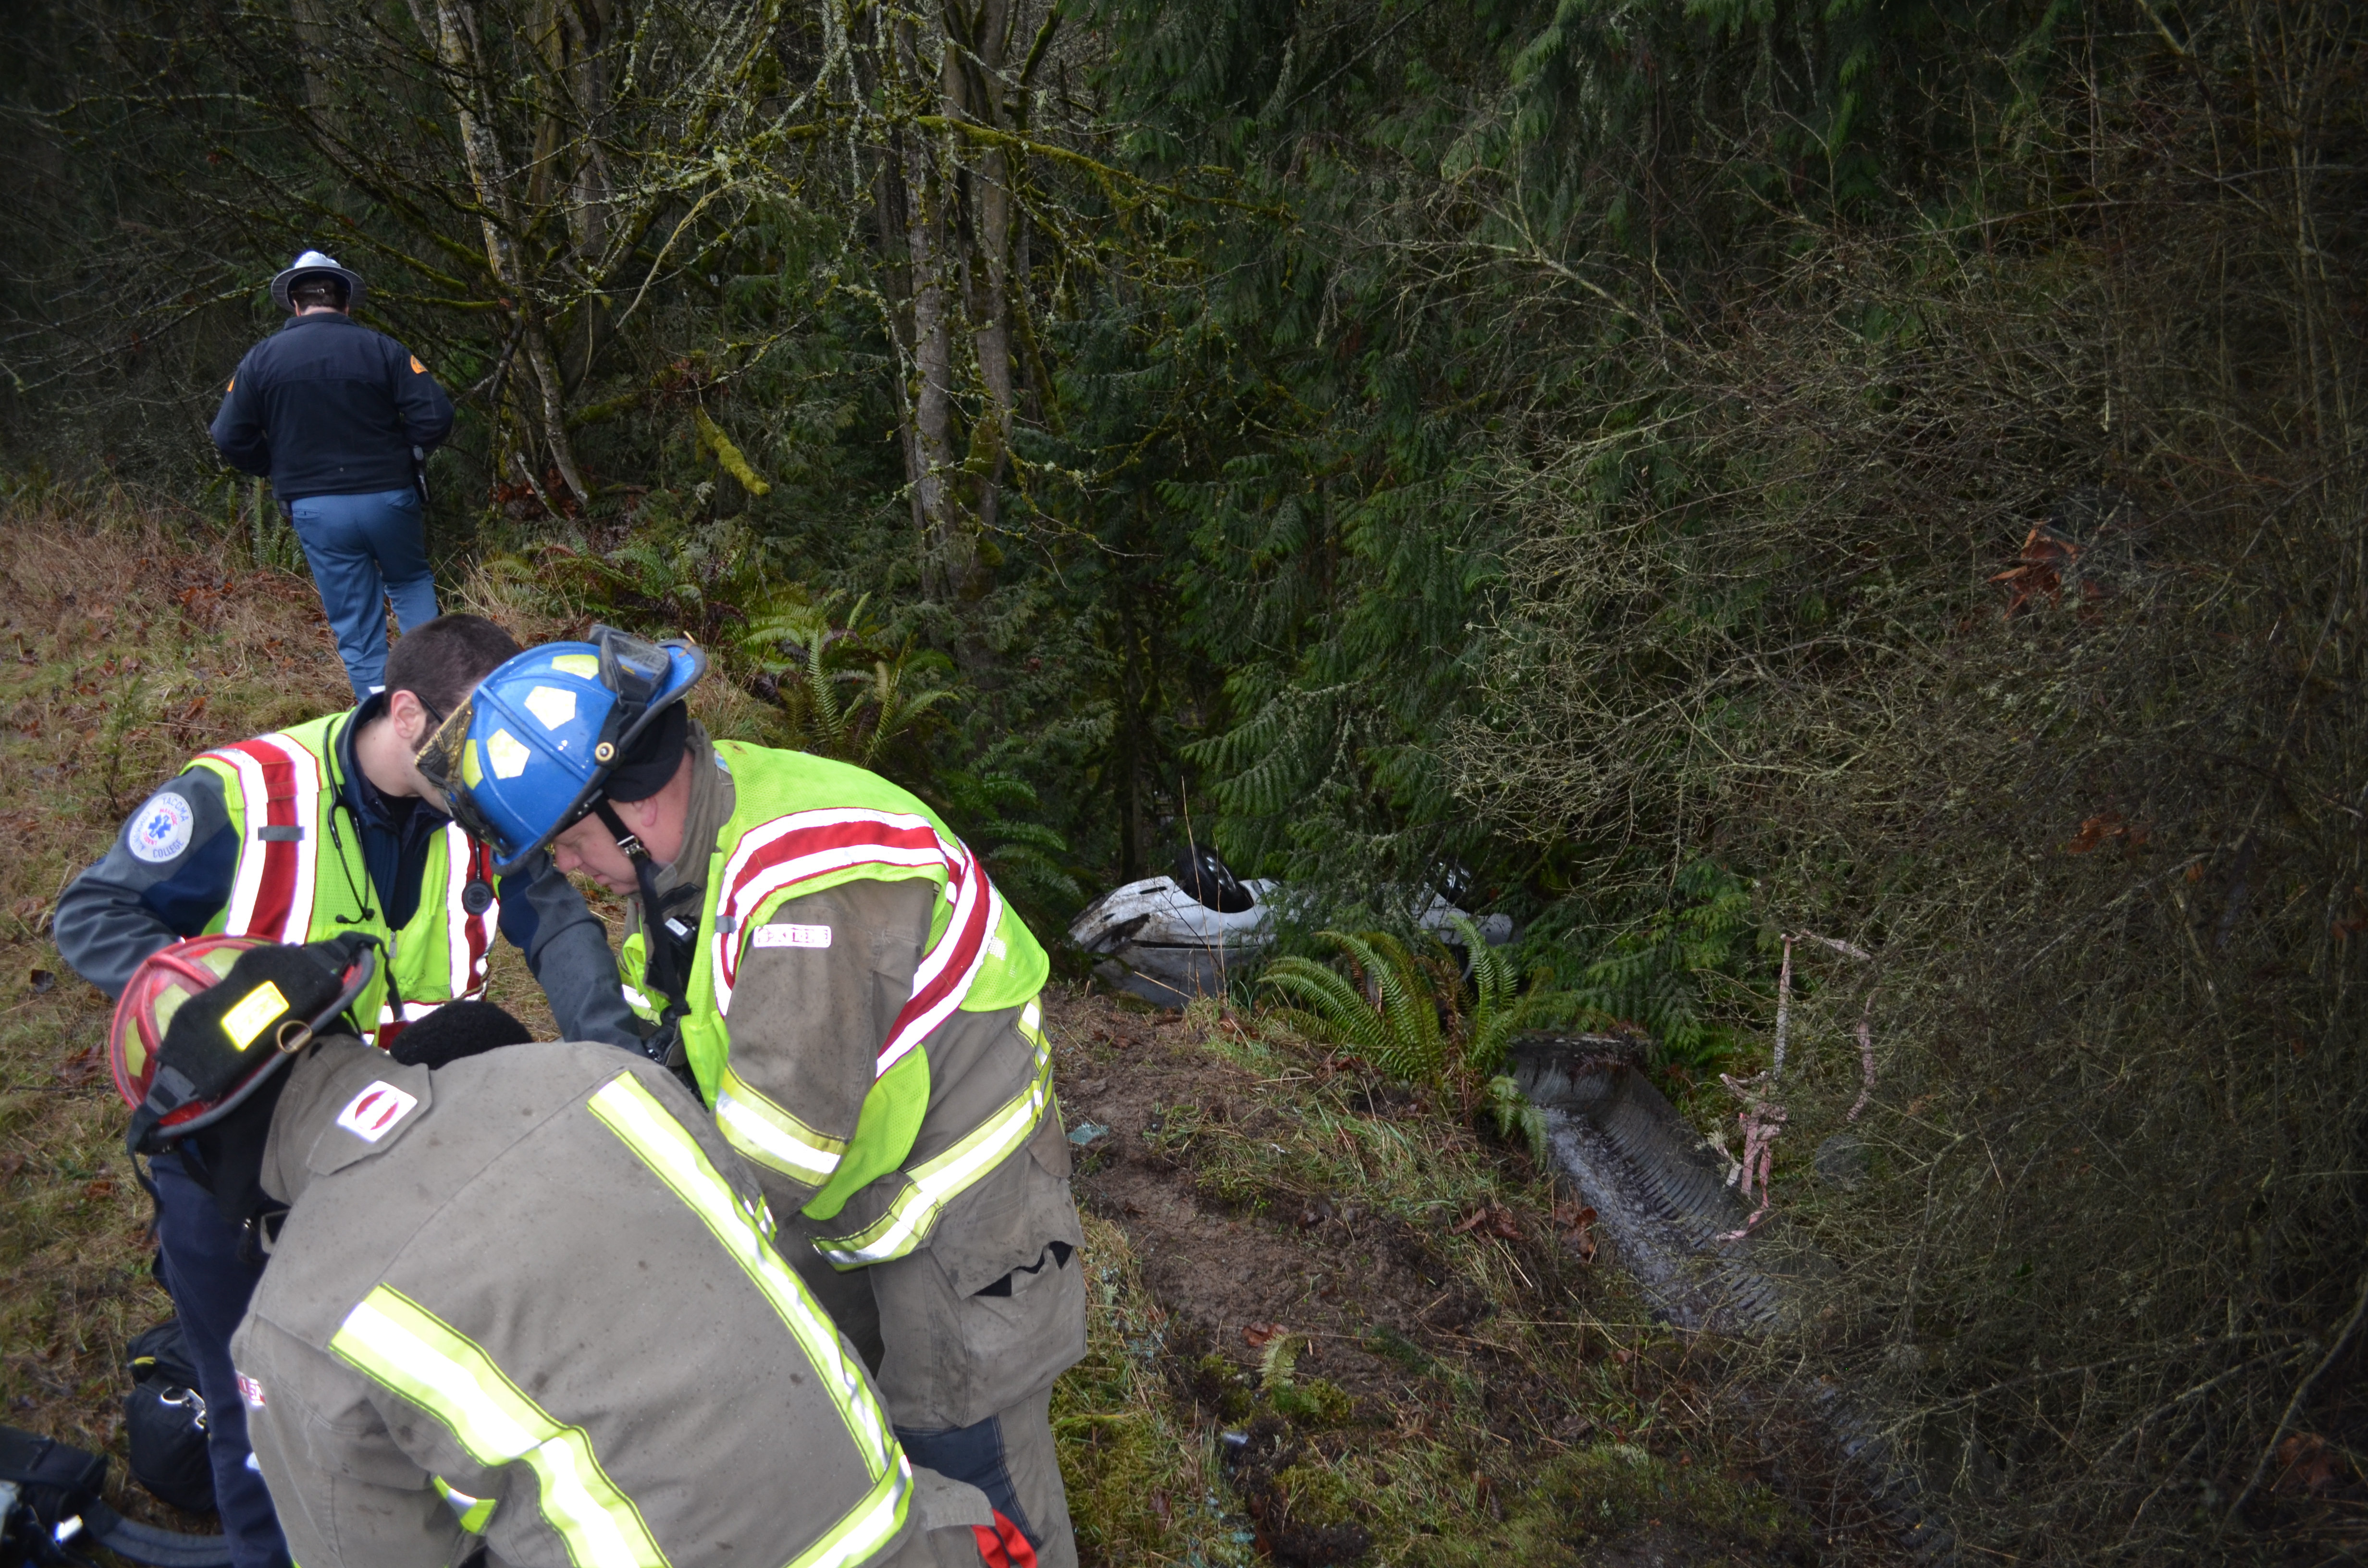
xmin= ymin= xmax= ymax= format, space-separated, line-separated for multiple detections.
xmin=413 ymin=694 xmax=522 ymax=859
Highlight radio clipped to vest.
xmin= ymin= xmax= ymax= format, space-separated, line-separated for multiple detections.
xmin=624 ymin=880 xmax=704 ymax=1090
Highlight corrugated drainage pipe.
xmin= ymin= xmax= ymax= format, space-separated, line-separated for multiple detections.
xmin=1509 ymin=1035 xmax=1956 ymax=1562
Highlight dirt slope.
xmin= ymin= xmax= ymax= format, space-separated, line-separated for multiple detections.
xmin=1039 ymin=989 xmax=1889 ymax=1567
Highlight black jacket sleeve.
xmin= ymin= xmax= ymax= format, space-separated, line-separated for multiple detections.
xmin=210 ymin=355 xmax=271 ymax=476
xmin=389 ymin=342 xmax=455 ymax=451
xmin=54 ymin=770 xmax=240 ymax=999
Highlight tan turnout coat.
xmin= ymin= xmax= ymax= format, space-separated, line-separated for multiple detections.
xmin=229 ymin=1037 xmax=991 ymax=1568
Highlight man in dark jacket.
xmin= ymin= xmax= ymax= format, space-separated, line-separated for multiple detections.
xmin=211 ymin=250 xmax=455 ymax=702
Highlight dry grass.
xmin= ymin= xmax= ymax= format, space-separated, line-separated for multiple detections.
xmin=0 ymin=486 xmax=350 ymax=1524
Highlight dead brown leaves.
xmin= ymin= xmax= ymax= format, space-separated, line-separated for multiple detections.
xmin=2272 ymin=1433 xmax=2348 ymax=1495
xmin=2064 ymin=810 xmax=2150 ymax=857
xmin=1450 ymin=1202 xmax=1522 ymax=1241
xmin=52 ymin=1045 xmax=105 ymax=1088
xmin=1553 ymin=1199 xmax=1600 ymax=1265
xmin=1991 ymin=524 xmax=2118 ymax=618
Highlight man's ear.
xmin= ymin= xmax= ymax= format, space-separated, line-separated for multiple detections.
xmin=385 ymin=690 xmax=431 ymax=749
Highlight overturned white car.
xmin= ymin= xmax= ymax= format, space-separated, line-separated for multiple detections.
xmin=1067 ymin=850 xmax=1513 ymax=1007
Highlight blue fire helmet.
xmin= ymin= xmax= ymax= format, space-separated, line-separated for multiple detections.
xmin=418 ymin=625 xmax=706 ymax=874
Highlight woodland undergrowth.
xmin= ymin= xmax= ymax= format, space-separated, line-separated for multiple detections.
xmin=4 ymin=0 xmax=2366 ymax=1560
xmin=1446 ymin=12 xmax=2368 ymax=1559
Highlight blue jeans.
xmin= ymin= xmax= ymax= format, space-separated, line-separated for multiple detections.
xmin=148 ymin=1154 xmax=291 ymax=1568
xmin=288 ymin=488 xmax=439 ymax=702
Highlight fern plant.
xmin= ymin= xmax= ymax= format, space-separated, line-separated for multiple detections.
xmin=518 ymin=514 xmax=782 ymax=648
xmin=930 ymin=768 xmax=1082 ymax=920
xmin=1258 ymin=1333 xmax=1306 ymax=1393
xmin=1483 ymin=1072 xmax=1551 ymax=1163
xmin=1570 ymin=860 xmax=1762 ymax=1078
xmin=1259 ymin=928 xmax=1451 ymax=1081
xmin=738 ymin=592 xmax=958 ymax=773
xmin=1258 ymin=912 xmax=1577 ymax=1110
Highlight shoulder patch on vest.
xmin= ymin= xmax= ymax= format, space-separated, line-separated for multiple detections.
xmin=336 ymin=1081 xmax=419 ymax=1143
xmin=752 ymin=921 xmax=831 ymax=950
xmin=128 ymin=791 xmax=195 ymax=863
xmin=237 ymin=1373 xmax=266 ymax=1409
xmin=409 ymin=355 xmax=426 ymax=374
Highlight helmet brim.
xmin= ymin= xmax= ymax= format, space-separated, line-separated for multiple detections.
xmin=270 ymin=261 xmax=366 ymax=312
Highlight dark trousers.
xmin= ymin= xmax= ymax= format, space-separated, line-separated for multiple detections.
xmin=149 ymin=1154 xmax=290 ymax=1568
xmin=896 ymin=1388 xmax=1066 ymax=1567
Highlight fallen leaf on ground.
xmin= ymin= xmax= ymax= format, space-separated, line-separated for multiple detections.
xmin=1242 ymin=1322 xmax=1284 ymax=1348
xmin=1451 ymin=1203 xmax=1522 ymax=1241
xmin=1553 ymin=1200 xmax=1599 ymax=1264
xmin=2275 ymin=1433 xmax=2343 ymax=1494
xmin=0 ymin=1153 xmax=25 ymax=1177
xmin=84 ymin=1179 xmax=114 ymax=1200
xmin=27 ymin=969 xmax=55 ymax=994
xmin=2065 ymin=811 xmax=2126 ymax=856
xmin=53 ymin=1047 xmax=105 ymax=1087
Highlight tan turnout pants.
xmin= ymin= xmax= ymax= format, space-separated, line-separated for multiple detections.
xmin=784 ymin=1108 xmax=1087 ymax=1568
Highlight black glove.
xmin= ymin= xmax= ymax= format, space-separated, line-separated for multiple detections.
xmin=387 ymin=1001 xmax=533 ymax=1069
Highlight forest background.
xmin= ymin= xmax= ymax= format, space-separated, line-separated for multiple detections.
xmin=2 ymin=0 xmax=2364 ymax=1560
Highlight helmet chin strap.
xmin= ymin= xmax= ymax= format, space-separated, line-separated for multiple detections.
xmin=592 ymin=799 xmax=671 ymax=938
xmin=594 ymin=800 xmax=692 ymax=1055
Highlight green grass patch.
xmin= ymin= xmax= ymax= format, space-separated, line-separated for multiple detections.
xmin=1052 ymin=1212 xmax=1252 ymax=1566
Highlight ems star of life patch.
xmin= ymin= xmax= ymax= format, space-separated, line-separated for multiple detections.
xmin=752 ymin=922 xmax=832 ymax=949
xmin=128 ymin=790 xmax=195 ymax=863
xmin=237 ymin=1374 xmax=266 ymax=1409
xmin=336 ymin=1081 xmax=419 ymax=1143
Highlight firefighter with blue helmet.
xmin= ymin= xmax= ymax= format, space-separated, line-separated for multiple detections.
xmin=419 ymin=627 xmax=1085 ymax=1568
